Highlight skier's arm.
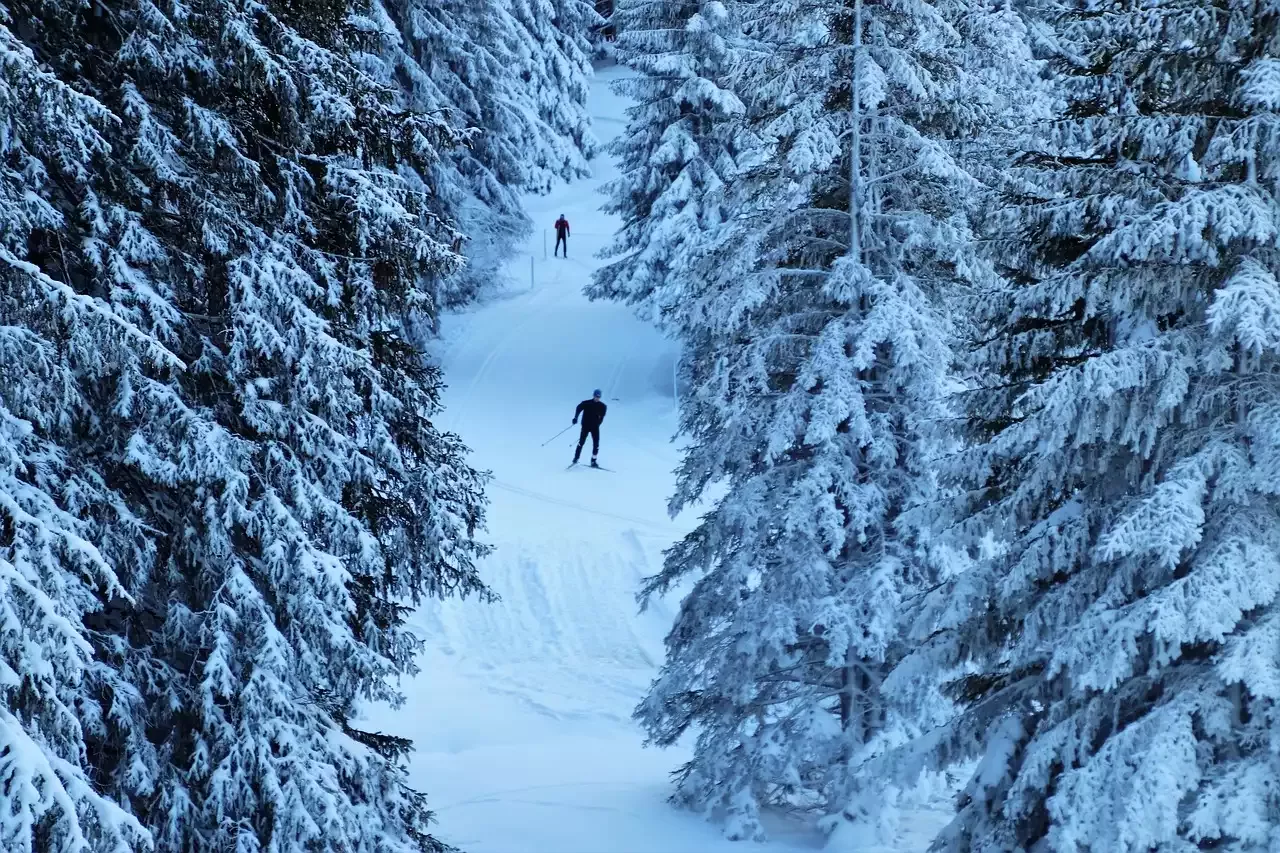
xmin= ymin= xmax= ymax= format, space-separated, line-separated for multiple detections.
xmin=574 ymin=401 xmax=585 ymax=423
xmin=599 ymin=402 xmax=606 ymax=422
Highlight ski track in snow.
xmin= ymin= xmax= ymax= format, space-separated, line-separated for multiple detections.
xmin=361 ymin=65 xmax=936 ymax=852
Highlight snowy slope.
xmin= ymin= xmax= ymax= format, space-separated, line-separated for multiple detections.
xmin=360 ymin=65 xmax=944 ymax=853
xmin=358 ymin=64 xmax=817 ymax=853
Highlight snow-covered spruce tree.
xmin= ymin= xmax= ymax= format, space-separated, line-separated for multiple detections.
xmin=366 ymin=0 xmax=596 ymax=305
xmin=909 ymin=1 xmax=1280 ymax=849
xmin=627 ymin=0 xmax=1031 ymax=841
xmin=586 ymin=0 xmax=616 ymax=60
xmin=0 ymin=14 xmax=155 ymax=852
xmin=587 ymin=0 xmax=747 ymax=327
xmin=10 ymin=0 xmax=490 ymax=849
xmin=508 ymin=0 xmax=599 ymax=185
xmin=361 ymin=0 xmax=528 ymax=305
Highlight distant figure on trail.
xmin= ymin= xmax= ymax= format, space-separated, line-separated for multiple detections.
xmin=554 ymin=214 xmax=570 ymax=257
xmin=572 ymin=389 xmax=607 ymax=466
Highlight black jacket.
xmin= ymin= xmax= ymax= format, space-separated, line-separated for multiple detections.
xmin=575 ymin=398 xmax=607 ymax=429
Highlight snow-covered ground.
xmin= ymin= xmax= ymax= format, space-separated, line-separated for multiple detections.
xmin=361 ymin=65 xmax=943 ymax=853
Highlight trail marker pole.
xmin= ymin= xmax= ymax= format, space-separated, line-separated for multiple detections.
xmin=530 ymin=255 xmax=535 ymax=291
xmin=543 ymin=230 xmax=548 ymax=260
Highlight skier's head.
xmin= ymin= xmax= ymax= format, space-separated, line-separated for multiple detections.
xmin=592 ymin=389 xmax=602 ymax=399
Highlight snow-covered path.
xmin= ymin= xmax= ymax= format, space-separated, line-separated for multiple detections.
xmin=360 ymin=66 xmax=816 ymax=853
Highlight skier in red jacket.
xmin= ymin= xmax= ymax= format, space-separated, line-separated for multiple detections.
xmin=554 ymin=214 xmax=570 ymax=257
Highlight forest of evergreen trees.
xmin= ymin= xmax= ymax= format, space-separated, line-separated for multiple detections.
xmin=594 ymin=0 xmax=1280 ymax=849
xmin=1 ymin=0 xmax=595 ymax=849
xmin=3 ymin=0 xmax=1278 ymax=848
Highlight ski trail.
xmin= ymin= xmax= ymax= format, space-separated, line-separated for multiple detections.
xmin=360 ymin=65 xmax=819 ymax=853
xmin=488 ymin=479 xmax=676 ymax=532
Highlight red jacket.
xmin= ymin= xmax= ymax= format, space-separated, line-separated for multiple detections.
xmin=554 ymin=217 xmax=570 ymax=237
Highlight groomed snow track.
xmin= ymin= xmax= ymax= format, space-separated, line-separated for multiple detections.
xmin=360 ymin=65 xmax=821 ymax=853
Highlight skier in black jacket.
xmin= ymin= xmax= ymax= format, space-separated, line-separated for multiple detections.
xmin=572 ymin=389 xmax=607 ymax=466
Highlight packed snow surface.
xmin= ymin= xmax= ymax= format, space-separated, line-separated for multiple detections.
xmin=363 ymin=65 xmax=942 ymax=853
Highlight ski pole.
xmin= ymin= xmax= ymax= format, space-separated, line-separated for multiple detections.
xmin=540 ymin=424 xmax=574 ymax=447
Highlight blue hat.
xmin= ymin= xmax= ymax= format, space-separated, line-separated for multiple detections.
xmin=593 ymin=389 xmax=602 ymax=397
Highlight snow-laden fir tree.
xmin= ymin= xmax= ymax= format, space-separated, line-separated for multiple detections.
xmin=0 ymin=14 xmax=155 ymax=851
xmin=626 ymin=0 xmax=1036 ymax=842
xmin=367 ymin=0 xmax=596 ymax=304
xmin=361 ymin=0 xmax=529 ymax=305
xmin=587 ymin=0 xmax=748 ymax=327
xmin=906 ymin=0 xmax=1280 ymax=848
xmin=507 ymin=0 xmax=599 ymax=188
xmin=585 ymin=0 xmax=616 ymax=60
xmin=8 ymin=0 xmax=490 ymax=849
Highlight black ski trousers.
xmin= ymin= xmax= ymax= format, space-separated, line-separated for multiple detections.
xmin=574 ymin=423 xmax=599 ymax=460
xmin=555 ymin=233 xmax=567 ymax=256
